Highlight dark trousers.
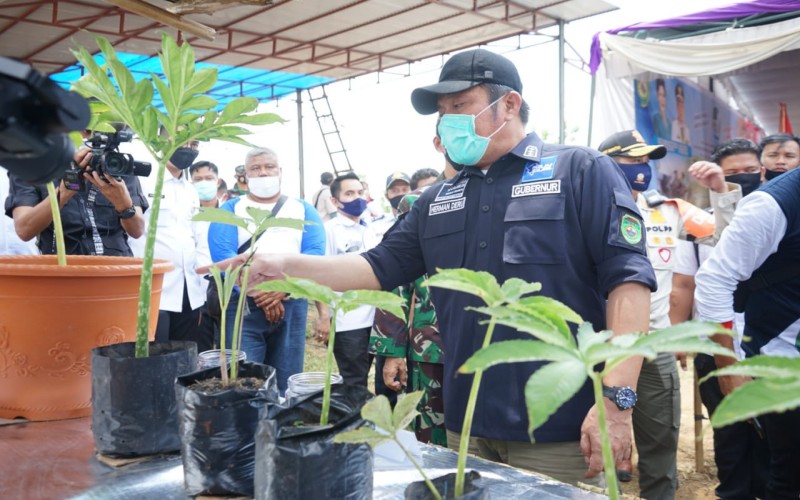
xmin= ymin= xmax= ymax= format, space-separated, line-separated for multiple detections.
xmin=763 ymin=408 xmax=800 ymax=500
xmin=154 ymin=283 xmax=214 ymax=353
xmin=695 ymin=353 xmax=770 ymax=500
xmin=333 ymin=327 xmax=373 ymax=387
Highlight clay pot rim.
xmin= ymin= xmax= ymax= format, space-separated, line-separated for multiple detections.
xmin=0 ymin=255 xmax=174 ymax=277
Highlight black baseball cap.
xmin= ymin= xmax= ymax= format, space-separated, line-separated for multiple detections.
xmin=598 ymin=130 xmax=667 ymax=160
xmin=411 ymin=49 xmax=523 ymax=115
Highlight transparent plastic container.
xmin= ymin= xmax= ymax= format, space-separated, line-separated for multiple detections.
xmin=284 ymin=372 xmax=343 ymax=406
xmin=196 ymin=349 xmax=247 ymax=370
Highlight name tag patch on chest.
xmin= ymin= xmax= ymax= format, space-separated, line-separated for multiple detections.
xmin=520 ymin=155 xmax=558 ymax=183
xmin=429 ymin=198 xmax=466 ymax=216
xmin=435 ymin=178 xmax=468 ymax=201
xmin=511 ymin=180 xmax=561 ymax=198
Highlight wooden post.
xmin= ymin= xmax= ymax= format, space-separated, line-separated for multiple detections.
xmin=693 ymin=357 xmax=705 ymax=472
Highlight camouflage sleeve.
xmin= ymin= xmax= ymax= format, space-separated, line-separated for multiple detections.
xmin=370 ymin=285 xmax=411 ymax=357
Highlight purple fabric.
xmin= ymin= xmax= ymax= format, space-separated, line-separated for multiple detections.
xmin=590 ymin=0 xmax=800 ymax=74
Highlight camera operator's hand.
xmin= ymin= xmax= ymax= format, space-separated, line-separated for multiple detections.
xmin=82 ymin=170 xmax=145 ymax=238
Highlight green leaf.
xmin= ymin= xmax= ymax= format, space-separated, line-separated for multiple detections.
xmin=340 ymin=290 xmax=406 ymax=321
xmin=192 ymin=208 xmax=250 ymax=230
xmin=393 ymin=391 xmax=424 ymax=431
xmin=576 ymin=322 xmax=611 ymax=351
xmin=237 ymin=113 xmax=287 ymax=126
xmin=584 ymin=341 xmax=658 ymax=368
xmin=459 ymin=340 xmax=577 ymax=374
xmin=360 ymin=395 xmax=393 ymax=432
xmin=525 ymin=360 xmax=587 ymax=438
xmin=711 ymin=377 xmax=800 ymax=428
xmin=517 ymin=295 xmax=583 ymax=325
xmin=333 ymin=427 xmax=390 ymax=447
xmin=211 ymin=125 xmax=254 ymax=137
xmin=499 ymin=278 xmax=542 ymax=302
xmin=706 ymin=355 xmax=800 ymax=380
xmin=220 ymin=97 xmax=259 ymax=122
xmin=129 ymin=79 xmax=155 ymax=114
xmin=177 ymin=112 xmax=204 ymax=126
xmin=472 ymin=306 xmax=573 ymax=348
xmin=635 ymin=321 xmax=730 ymax=350
xmin=256 ymin=276 xmax=338 ymax=304
xmin=426 ymin=269 xmax=503 ymax=306
xmin=185 ymin=67 xmax=218 ymax=96
xmin=210 ymin=135 xmax=258 ymax=148
xmin=151 ymin=74 xmax=176 ymax=119
xmin=183 ymin=95 xmax=218 ymax=112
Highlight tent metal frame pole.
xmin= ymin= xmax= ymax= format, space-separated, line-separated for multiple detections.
xmin=558 ymin=19 xmax=565 ymax=144
xmin=587 ymin=72 xmax=596 ymax=147
xmin=297 ymin=88 xmax=305 ymax=200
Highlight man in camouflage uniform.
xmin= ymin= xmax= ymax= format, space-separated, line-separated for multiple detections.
xmin=371 ymin=189 xmax=446 ymax=446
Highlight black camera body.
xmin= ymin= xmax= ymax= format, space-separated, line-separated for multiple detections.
xmin=64 ymin=130 xmax=151 ymax=191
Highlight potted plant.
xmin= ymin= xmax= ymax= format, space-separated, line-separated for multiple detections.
xmin=62 ymin=33 xmax=284 ymax=455
xmin=173 ymin=205 xmax=304 ymax=497
xmin=0 ymin=114 xmax=174 ymax=422
xmin=252 ymin=276 xmax=405 ymax=500
xmin=426 ymin=268 xmax=734 ymax=499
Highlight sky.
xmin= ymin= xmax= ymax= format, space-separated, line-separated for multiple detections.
xmin=128 ymin=0 xmax=736 ymax=205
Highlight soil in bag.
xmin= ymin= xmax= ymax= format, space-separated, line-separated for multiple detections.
xmin=176 ymin=361 xmax=279 ymax=497
xmin=255 ymin=384 xmax=374 ymax=500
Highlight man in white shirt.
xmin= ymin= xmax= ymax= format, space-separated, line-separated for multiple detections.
xmin=208 ymin=147 xmax=326 ymax=393
xmin=314 ymin=172 xmax=380 ymax=386
xmin=311 ymin=172 xmax=337 ymax=222
xmin=129 ymin=140 xmax=214 ymax=352
xmin=695 ymin=167 xmax=800 ymax=500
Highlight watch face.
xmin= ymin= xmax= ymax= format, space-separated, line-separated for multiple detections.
xmin=615 ymin=387 xmax=637 ymax=410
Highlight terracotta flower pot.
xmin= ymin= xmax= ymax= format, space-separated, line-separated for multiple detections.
xmin=0 ymin=255 xmax=173 ymax=421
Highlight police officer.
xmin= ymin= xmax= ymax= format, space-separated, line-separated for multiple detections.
xmin=599 ymin=130 xmax=737 ymax=499
xmin=203 ymin=49 xmax=656 ymax=486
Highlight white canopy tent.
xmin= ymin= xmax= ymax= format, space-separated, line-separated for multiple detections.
xmin=591 ymin=11 xmax=800 ymax=146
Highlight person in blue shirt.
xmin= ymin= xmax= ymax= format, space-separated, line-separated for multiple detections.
xmin=207 ymin=147 xmax=325 ymax=393
xmin=201 ymin=51 xmax=656 ymax=486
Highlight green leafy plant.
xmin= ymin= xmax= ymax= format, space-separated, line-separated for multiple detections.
xmin=335 ymin=391 xmax=442 ymax=500
xmin=257 ymin=276 xmax=405 ymax=425
xmin=426 ymin=268 xmax=734 ymax=498
xmin=70 ymin=34 xmax=285 ymax=358
xmin=704 ymin=355 xmax=800 ymax=428
xmin=192 ymin=206 xmax=304 ymax=384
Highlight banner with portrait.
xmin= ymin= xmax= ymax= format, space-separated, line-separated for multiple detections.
xmin=633 ymin=77 xmax=763 ymax=207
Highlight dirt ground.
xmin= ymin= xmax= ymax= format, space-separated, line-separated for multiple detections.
xmin=620 ymin=357 xmax=719 ymax=499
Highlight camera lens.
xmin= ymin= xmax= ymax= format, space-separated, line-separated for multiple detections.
xmin=103 ymin=152 xmax=128 ymax=176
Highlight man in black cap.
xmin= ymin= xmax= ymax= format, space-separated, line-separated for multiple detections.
xmin=598 ymin=129 xmax=735 ymax=499
xmin=201 ymin=49 xmax=656 ymax=486
xmin=228 ymin=164 xmax=248 ymax=198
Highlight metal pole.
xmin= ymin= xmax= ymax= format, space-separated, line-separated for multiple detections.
xmin=587 ymin=72 xmax=596 ymax=147
xmin=296 ymin=89 xmax=305 ymax=200
xmin=694 ymin=359 xmax=705 ymax=472
xmin=558 ymin=19 xmax=565 ymax=144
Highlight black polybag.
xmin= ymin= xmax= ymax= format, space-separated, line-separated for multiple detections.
xmin=175 ymin=361 xmax=279 ymax=497
xmin=405 ymin=471 xmax=488 ymax=500
xmin=91 ymin=341 xmax=197 ymax=457
xmin=254 ymin=384 xmax=374 ymax=500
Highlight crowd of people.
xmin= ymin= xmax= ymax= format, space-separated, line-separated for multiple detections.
xmin=2 ymin=48 xmax=799 ymax=499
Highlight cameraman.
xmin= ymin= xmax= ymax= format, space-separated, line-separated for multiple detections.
xmin=4 ymin=145 xmax=147 ymax=256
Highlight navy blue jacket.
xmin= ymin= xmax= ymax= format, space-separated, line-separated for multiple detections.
xmin=363 ymin=133 xmax=656 ymax=442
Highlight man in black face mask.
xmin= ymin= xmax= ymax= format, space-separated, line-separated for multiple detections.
xmin=690 ymin=138 xmax=762 ymax=199
xmin=371 ymin=171 xmax=411 ymax=238
xmin=128 ymin=139 xmax=214 ymax=353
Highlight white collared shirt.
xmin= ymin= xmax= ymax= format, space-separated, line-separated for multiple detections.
xmin=129 ymin=170 xmax=210 ymax=312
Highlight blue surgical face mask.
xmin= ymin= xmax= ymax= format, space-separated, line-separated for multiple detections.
xmin=338 ymin=197 xmax=368 ymax=218
xmin=617 ymin=161 xmax=653 ymax=191
xmin=193 ymin=180 xmax=218 ymax=201
xmin=437 ymin=94 xmax=508 ymax=166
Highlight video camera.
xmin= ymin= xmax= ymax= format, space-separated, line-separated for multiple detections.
xmin=0 ymin=56 xmax=90 ymax=184
xmin=63 ymin=128 xmax=151 ymax=191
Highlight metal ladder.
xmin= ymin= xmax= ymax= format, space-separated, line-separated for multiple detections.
xmin=307 ymin=86 xmax=352 ymax=175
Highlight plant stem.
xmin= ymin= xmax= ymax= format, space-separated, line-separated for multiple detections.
xmin=397 ymin=435 xmax=442 ymax=500
xmin=591 ymin=374 xmax=620 ymax=500
xmin=455 ymin=317 xmax=497 ymax=497
xmin=217 ymin=274 xmax=229 ymax=386
xmin=320 ymin=312 xmax=337 ymax=426
xmin=45 ymin=183 xmax=66 ymax=267
xmin=134 ymin=159 xmax=168 ymax=358
xmin=230 ymin=265 xmax=251 ymax=382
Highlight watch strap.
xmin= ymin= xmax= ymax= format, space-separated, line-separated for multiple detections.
xmin=116 ymin=205 xmax=136 ymax=219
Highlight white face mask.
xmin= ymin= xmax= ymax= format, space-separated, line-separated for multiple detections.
xmin=248 ymin=175 xmax=280 ymax=198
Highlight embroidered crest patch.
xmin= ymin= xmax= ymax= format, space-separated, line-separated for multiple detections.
xmin=520 ymin=155 xmax=557 ymax=183
xmin=620 ymin=214 xmax=642 ymax=245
